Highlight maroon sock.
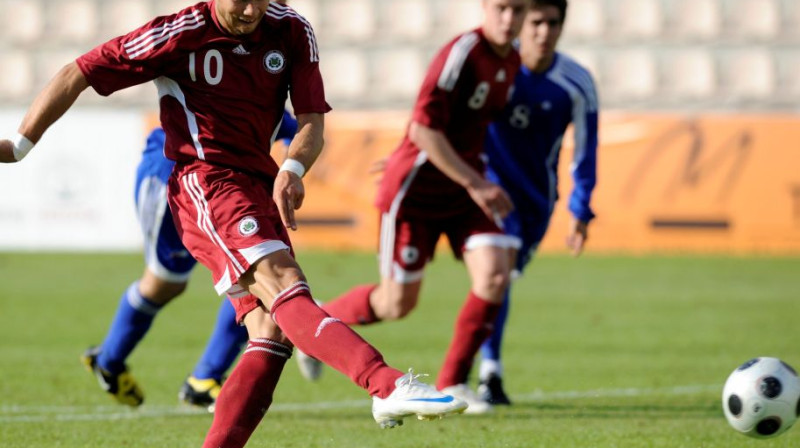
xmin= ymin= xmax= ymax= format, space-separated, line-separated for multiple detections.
xmin=436 ymin=291 xmax=502 ymax=390
xmin=322 ymin=284 xmax=379 ymax=325
xmin=202 ymin=338 xmax=291 ymax=448
xmin=271 ymin=282 xmax=402 ymax=398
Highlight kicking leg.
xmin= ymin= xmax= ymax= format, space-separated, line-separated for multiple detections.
xmin=242 ymin=250 xmax=466 ymax=428
xmin=301 ymin=271 xmax=423 ymax=381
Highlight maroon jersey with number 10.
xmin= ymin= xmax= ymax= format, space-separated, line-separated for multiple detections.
xmin=76 ymin=1 xmax=330 ymax=179
xmin=376 ymin=28 xmax=520 ymax=219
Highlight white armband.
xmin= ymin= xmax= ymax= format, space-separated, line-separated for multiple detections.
xmin=12 ymin=133 xmax=34 ymax=161
xmin=279 ymin=158 xmax=306 ymax=178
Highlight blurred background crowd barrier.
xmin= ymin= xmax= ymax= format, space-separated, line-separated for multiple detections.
xmin=0 ymin=0 xmax=798 ymax=253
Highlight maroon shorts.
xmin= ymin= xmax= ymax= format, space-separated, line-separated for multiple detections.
xmin=168 ymin=160 xmax=294 ymax=322
xmin=378 ymin=203 xmax=519 ymax=284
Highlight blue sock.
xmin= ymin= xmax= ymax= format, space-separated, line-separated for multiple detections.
xmin=191 ymin=300 xmax=248 ymax=381
xmin=481 ymin=288 xmax=510 ymax=362
xmin=97 ymin=281 xmax=163 ymax=374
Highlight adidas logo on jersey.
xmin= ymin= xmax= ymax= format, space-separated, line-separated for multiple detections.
xmin=233 ymin=44 xmax=250 ymax=55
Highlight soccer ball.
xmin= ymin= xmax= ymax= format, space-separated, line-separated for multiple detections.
xmin=722 ymin=357 xmax=800 ymax=438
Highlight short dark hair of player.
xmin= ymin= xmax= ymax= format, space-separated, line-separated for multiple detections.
xmin=531 ymin=0 xmax=567 ymax=24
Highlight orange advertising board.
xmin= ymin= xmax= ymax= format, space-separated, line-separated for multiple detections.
xmin=146 ymin=111 xmax=800 ymax=254
xmin=540 ymin=113 xmax=800 ymax=254
xmin=287 ymin=112 xmax=800 ymax=255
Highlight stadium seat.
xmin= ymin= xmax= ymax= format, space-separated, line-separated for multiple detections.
xmin=318 ymin=49 xmax=369 ymax=101
xmin=726 ymin=0 xmax=780 ymax=39
xmin=785 ymin=1 xmax=800 ymax=39
xmin=99 ymin=1 xmax=152 ymax=40
xmin=0 ymin=0 xmax=45 ymax=43
xmin=381 ymin=0 xmax=433 ymax=41
xmin=151 ymin=0 xmax=198 ymax=18
xmin=667 ymin=0 xmax=722 ymax=40
xmin=370 ymin=48 xmax=426 ymax=102
xmin=603 ymin=49 xmax=658 ymax=100
xmin=0 ymin=52 xmax=34 ymax=101
xmin=662 ymin=49 xmax=716 ymax=99
xmin=774 ymin=50 xmax=800 ymax=100
xmin=48 ymin=0 xmax=97 ymax=43
xmin=722 ymin=49 xmax=776 ymax=99
xmin=562 ymin=0 xmax=604 ymax=40
xmin=318 ymin=0 xmax=375 ymax=42
xmin=609 ymin=0 xmax=662 ymax=39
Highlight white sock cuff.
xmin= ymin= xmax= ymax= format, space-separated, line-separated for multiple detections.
xmin=479 ymin=359 xmax=503 ymax=381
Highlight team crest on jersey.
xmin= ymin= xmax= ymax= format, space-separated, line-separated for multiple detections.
xmin=238 ymin=217 xmax=259 ymax=236
xmin=495 ymin=69 xmax=506 ymax=82
xmin=400 ymin=246 xmax=419 ymax=265
xmin=264 ymin=50 xmax=285 ymax=74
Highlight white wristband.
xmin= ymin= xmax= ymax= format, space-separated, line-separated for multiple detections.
xmin=279 ymin=158 xmax=306 ymax=178
xmin=12 ymin=133 xmax=34 ymax=161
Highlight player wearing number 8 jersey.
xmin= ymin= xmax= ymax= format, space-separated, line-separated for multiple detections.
xmin=0 ymin=1 xmax=466 ymax=446
xmin=477 ymin=0 xmax=599 ymax=405
xmin=315 ymin=0 xmax=532 ymax=414
xmin=374 ymin=28 xmax=521 ymax=218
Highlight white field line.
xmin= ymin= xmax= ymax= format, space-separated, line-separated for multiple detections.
xmin=0 ymin=384 xmax=719 ymax=423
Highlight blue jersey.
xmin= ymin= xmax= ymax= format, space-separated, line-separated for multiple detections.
xmin=485 ymin=52 xmax=598 ymax=228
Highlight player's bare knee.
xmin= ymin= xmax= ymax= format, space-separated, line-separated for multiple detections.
xmin=241 ymin=252 xmax=308 ymax=305
xmin=243 ymin=306 xmax=286 ymax=340
xmin=474 ymin=270 xmax=510 ymax=302
xmin=378 ymin=301 xmax=415 ymax=321
xmin=373 ymin=287 xmax=418 ymax=321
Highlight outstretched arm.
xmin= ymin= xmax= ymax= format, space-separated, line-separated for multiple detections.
xmin=273 ymin=112 xmax=324 ymax=231
xmin=0 ymin=62 xmax=89 ymax=163
xmin=409 ymin=121 xmax=513 ymax=221
xmin=566 ymin=77 xmax=599 ymax=257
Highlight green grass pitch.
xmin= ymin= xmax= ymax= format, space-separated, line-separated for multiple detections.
xmin=0 ymin=251 xmax=798 ymax=447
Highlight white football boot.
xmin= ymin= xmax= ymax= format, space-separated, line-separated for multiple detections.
xmin=295 ymin=349 xmax=323 ymax=381
xmin=372 ymin=369 xmax=468 ymax=428
xmin=440 ymin=383 xmax=493 ymax=414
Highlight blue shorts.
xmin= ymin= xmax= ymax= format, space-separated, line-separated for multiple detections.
xmin=502 ymin=202 xmax=551 ymax=274
xmin=134 ymin=129 xmax=196 ymax=282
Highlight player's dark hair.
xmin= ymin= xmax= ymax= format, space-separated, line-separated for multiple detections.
xmin=531 ymin=0 xmax=568 ymax=24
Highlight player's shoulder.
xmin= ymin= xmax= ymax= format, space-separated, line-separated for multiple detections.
xmin=434 ymin=28 xmax=482 ymax=62
xmin=550 ymin=52 xmax=600 ymax=111
xmin=120 ymin=1 xmax=209 ymax=56
xmin=262 ymin=2 xmax=314 ymax=30
xmin=552 ymin=52 xmax=596 ymax=85
xmin=135 ymin=1 xmax=209 ymax=35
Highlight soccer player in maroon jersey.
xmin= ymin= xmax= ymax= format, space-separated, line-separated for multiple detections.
xmin=304 ymin=0 xmax=532 ymax=414
xmin=0 ymin=0 xmax=466 ymax=445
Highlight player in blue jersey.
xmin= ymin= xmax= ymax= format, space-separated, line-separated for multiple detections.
xmin=475 ymin=0 xmax=599 ymax=405
xmin=81 ymin=110 xmax=297 ymax=410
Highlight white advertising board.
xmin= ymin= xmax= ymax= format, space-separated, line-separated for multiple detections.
xmin=0 ymin=109 xmax=146 ymax=251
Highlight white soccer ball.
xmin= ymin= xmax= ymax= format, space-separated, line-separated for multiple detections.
xmin=722 ymin=357 xmax=800 ymax=438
